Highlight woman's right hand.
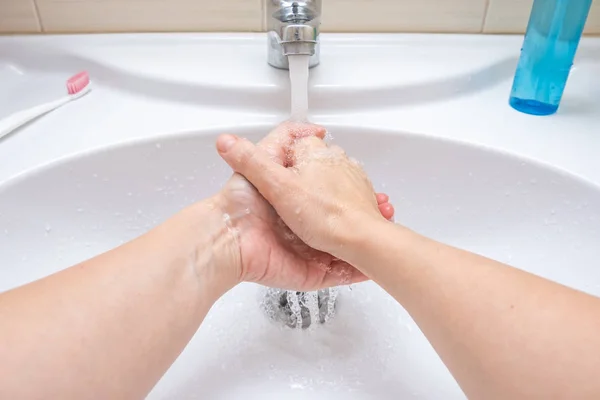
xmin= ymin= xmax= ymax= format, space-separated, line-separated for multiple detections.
xmin=216 ymin=132 xmax=390 ymax=259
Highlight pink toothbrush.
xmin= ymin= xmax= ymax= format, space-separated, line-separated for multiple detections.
xmin=0 ymin=71 xmax=92 ymax=140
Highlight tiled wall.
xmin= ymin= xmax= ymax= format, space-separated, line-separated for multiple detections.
xmin=2 ymin=0 xmax=600 ymax=34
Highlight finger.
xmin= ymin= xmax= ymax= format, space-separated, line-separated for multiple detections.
xmin=376 ymin=193 xmax=389 ymax=204
xmin=286 ymin=121 xmax=327 ymax=140
xmin=379 ymin=202 xmax=395 ymax=221
xmin=291 ymin=135 xmax=329 ymax=167
xmin=217 ymin=134 xmax=295 ymax=200
xmin=257 ymin=122 xmax=327 ymax=167
xmin=328 ymin=144 xmax=346 ymax=156
xmin=256 ymin=122 xmax=325 ymax=165
xmin=285 ymin=123 xmax=327 ymax=167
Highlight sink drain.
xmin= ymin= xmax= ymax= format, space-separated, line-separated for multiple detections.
xmin=262 ymin=288 xmax=338 ymax=329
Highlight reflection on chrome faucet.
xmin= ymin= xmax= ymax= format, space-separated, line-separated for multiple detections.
xmin=267 ymin=0 xmax=322 ymax=69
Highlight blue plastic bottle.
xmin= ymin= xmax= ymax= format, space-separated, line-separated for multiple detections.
xmin=509 ymin=0 xmax=592 ymax=116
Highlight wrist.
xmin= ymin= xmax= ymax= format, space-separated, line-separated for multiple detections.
xmin=164 ymin=196 xmax=241 ymax=302
xmin=328 ymin=213 xmax=386 ymax=260
xmin=335 ymin=216 xmax=414 ymax=275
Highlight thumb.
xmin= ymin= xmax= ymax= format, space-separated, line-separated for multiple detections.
xmin=216 ymin=134 xmax=295 ymax=200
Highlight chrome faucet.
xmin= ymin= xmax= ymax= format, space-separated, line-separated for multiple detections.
xmin=266 ymin=0 xmax=322 ymax=69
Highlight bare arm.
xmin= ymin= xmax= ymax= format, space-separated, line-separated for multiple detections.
xmin=0 ymin=200 xmax=239 ymax=400
xmin=345 ymin=221 xmax=600 ymax=399
xmin=217 ymin=132 xmax=600 ymax=399
xmin=0 ymin=122 xmax=373 ymax=399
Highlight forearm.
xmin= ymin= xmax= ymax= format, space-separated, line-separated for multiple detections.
xmin=345 ymin=220 xmax=600 ymax=399
xmin=0 ymin=200 xmax=238 ymax=400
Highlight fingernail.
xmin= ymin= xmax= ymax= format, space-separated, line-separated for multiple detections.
xmin=217 ymin=135 xmax=238 ymax=152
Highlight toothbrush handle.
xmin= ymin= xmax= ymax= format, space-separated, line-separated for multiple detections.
xmin=0 ymin=95 xmax=72 ymax=140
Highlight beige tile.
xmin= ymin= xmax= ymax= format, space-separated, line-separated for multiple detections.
xmin=0 ymin=0 xmax=40 ymax=33
xmin=582 ymin=1 xmax=599 ymax=34
xmin=321 ymin=0 xmax=488 ymax=33
xmin=484 ymin=0 xmax=600 ymax=34
xmin=36 ymin=0 xmax=262 ymax=33
xmin=483 ymin=0 xmax=531 ymax=33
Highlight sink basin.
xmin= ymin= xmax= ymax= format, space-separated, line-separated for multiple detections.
xmin=1 ymin=125 xmax=600 ymax=399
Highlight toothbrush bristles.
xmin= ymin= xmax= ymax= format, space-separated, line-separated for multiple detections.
xmin=66 ymin=71 xmax=90 ymax=95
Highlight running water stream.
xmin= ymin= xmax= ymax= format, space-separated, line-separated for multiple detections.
xmin=267 ymin=54 xmax=339 ymax=328
xmin=289 ymin=54 xmax=310 ymax=121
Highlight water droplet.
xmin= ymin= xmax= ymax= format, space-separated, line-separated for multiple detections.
xmin=92 ymin=173 xmax=98 ymax=178
xmin=77 ymin=208 xmax=84 ymax=213
xmin=155 ymin=143 xmax=162 ymax=149
xmin=127 ymin=192 xmax=133 ymax=197
xmin=45 ymin=224 xmax=52 ymax=233
xmin=137 ymin=209 xmax=143 ymax=215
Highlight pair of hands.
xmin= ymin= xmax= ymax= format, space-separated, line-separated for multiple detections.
xmin=211 ymin=122 xmax=394 ymax=291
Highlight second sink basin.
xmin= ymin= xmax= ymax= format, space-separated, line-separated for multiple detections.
xmin=1 ymin=125 xmax=599 ymax=399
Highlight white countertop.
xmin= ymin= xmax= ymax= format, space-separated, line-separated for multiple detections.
xmin=0 ymin=33 xmax=599 ymax=186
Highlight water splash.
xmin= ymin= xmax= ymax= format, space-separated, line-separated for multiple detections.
xmin=287 ymin=290 xmax=304 ymax=329
xmin=306 ymin=291 xmax=320 ymax=328
xmin=324 ymin=287 xmax=339 ymax=323
xmin=263 ymin=288 xmax=339 ymax=329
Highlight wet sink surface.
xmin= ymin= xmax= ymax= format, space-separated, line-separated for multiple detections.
xmin=1 ymin=126 xmax=599 ymax=399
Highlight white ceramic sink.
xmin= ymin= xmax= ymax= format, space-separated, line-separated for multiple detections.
xmin=2 ymin=124 xmax=600 ymax=399
xmin=1 ymin=33 xmax=599 ymax=399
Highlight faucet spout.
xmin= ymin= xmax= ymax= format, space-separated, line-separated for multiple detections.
xmin=267 ymin=1 xmax=322 ymax=69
